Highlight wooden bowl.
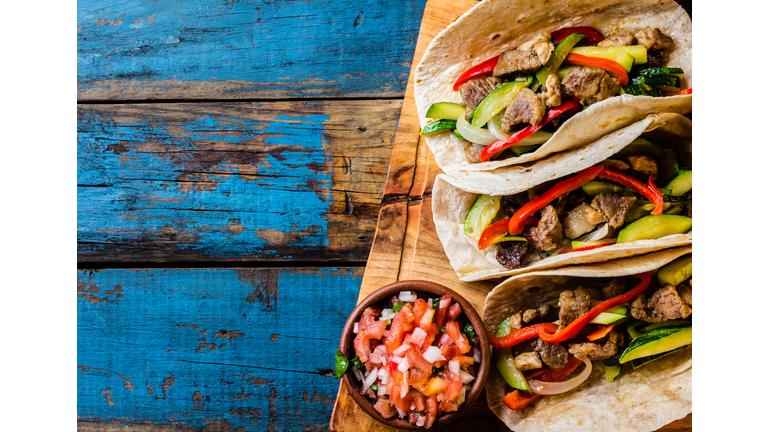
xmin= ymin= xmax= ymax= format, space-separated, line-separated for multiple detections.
xmin=339 ymin=280 xmax=490 ymax=429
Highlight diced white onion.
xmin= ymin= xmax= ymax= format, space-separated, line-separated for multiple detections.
xmin=448 ymin=360 xmax=460 ymax=376
xmin=437 ymin=394 xmax=444 ymax=402
xmin=398 ymin=357 xmax=410 ymax=373
xmin=577 ymin=223 xmax=610 ymax=242
xmin=351 ymin=364 xmax=364 ymax=382
xmin=369 ymin=350 xmax=383 ymax=364
xmin=364 ymin=369 xmax=371 ymax=378
xmin=378 ymin=308 xmax=395 ymax=321
xmin=423 ymin=346 xmax=447 ymax=364
xmin=473 ymin=348 xmax=481 ymax=363
xmin=401 ymin=370 xmax=409 ymax=398
xmin=528 ymin=358 xmax=592 ymax=395
xmin=399 ymin=291 xmax=418 ymax=303
xmin=393 ymin=344 xmax=412 ymax=356
xmin=456 ymin=114 xmax=498 ymax=145
xmin=396 ymin=407 xmax=407 ymax=418
xmin=391 ymin=355 xmax=404 ymax=364
xmin=439 ymin=296 xmax=452 ymax=310
xmin=378 ymin=368 xmax=391 ymax=385
xmin=428 ymin=298 xmax=433 ymax=308
xmin=456 ymin=385 xmax=468 ymax=407
xmin=416 ymin=416 xmax=426 ymax=427
xmin=439 ymin=333 xmax=454 ymax=346
xmin=459 ymin=370 xmax=476 ymax=384
xmin=361 ymin=367 xmax=379 ymax=393
xmin=353 ymin=322 xmax=358 ymax=334
xmin=408 ymin=328 xmax=427 ymax=347
xmin=377 ymin=384 xmax=387 ymax=396
xmin=487 ymin=113 xmax=508 ymax=141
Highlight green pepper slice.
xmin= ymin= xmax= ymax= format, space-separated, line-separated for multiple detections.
xmin=494 ymin=347 xmax=531 ymax=393
xmin=536 ymin=33 xmax=587 ymax=86
xmin=464 ymin=195 xmax=501 ymax=241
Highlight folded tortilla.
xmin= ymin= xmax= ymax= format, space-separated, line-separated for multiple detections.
xmin=432 ymin=113 xmax=691 ymax=281
xmin=414 ymin=0 xmax=691 ymax=173
xmin=483 ymin=246 xmax=692 ymax=432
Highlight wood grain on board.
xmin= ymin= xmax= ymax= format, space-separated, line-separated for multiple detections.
xmin=329 ymin=0 xmax=692 ymax=430
xmin=77 ymin=0 xmax=429 ymax=101
xmin=77 ymin=101 xmax=398 ymax=264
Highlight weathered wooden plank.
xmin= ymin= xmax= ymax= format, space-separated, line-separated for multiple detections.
xmin=77 ymin=0 xmax=429 ymax=101
xmin=78 ymin=267 xmax=362 ymax=431
xmin=78 ymin=101 xmax=398 ymax=263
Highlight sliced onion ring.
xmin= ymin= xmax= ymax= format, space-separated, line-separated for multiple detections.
xmin=488 ymin=113 xmax=508 ymax=141
xmin=527 ymin=358 xmax=592 ymax=395
xmin=457 ymin=114 xmax=498 ymax=145
xmin=576 ymin=223 xmax=610 ymax=242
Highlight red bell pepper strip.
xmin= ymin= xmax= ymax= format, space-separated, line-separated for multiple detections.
xmin=680 ymin=88 xmax=692 ymax=95
xmin=524 ymin=368 xmax=550 ymax=380
xmin=538 ymin=272 xmax=651 ymax=343
xmin=597 ymin=167 xmax=664 ymax=215
xmin=479 ymin=100 xmax=580 ymax=162
xmin=503 ymin=390 xmax=541 ymax=410
xmin=540 ymin=356 xmax=583 ymax=382
xmin=452 ymin=55 xmax=501 ymax=91
xmin=557 ymin=241 xmax=616 ymax=255
xmin=648 ymin=173 xmax=663 ymax=201
xmin=587 ymin=317 xmax=626 ymax=341
xmin=563 ymin=53 xmax=629 ymax=85
xmin=488 ymin=323 xmax=559 ymax=348
xmin=478 ymin=217 xmax=539 ymax=250
xmin=551 ymin=26 xmax=604 ymax=46
xmin=507 ymin=165 xmax=604 ymax=235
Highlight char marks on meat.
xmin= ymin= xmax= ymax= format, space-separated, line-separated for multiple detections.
xmin=493 ymin=34 xmax=554 ymax=79
xmin=501 ymin=192 xmax=530 ymax=217
xmin=630 ymin=284 xmax=693 ymax=323
xmin=591 ymin=191 xmax=636 ymax=229
xmin=602 ymin=277 xmax=632 ymax=299
xmin=568 ymin=330 xmax=624 ymax=362
xmin=459 ymin=77 xmax=503 ymax=120
xmin=635 ymin=28 xmax=673 ymax=50
xmin=534 ymin=339 xmax=570 ymax=370
xmin=502 ymin=88 xmax=546 ymax=133
xmin=646 ymin=49 xmax=666 ymax=68
xmin=558 ymin=286 xmax=591 ymax=328
xmin=597 ymin=34 xmax=634 ymax=48
xmin=461 ymin=141 xmax=484 ymax=163
xmin=496 ymin=241 xmax=529 ymax=269
xmin=523 ymin=205 xmax=564 ymax=251
xmin=562 ymin=66 xmax=620 ymax=105
xmin=514 ymin=351 xmax=543 ymax=371
xmin=538 ymin=74 xmax=562 ymax=108
xmin=627 ymin=155 xmax=659 ymax=178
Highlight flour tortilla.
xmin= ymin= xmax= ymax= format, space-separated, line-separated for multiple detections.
xmin=414 ymin=0 xmax=691 ymax=173
xmin=483 ymin=247 xmax=692 ymax=432
xmin=432 ymin=113 xmax=691 ymax=281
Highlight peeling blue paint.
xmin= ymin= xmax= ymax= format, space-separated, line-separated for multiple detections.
xmin=77 ymin=0 xmax=429 ymax=97
xmin=77 ymin=268 xmax=362 ymax=431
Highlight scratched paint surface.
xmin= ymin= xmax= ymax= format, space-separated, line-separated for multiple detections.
xmin=77 ymin=0 xmax=428 ymax=99
xmin=77 ymin=102 xmax=397 ymax=262
xmin=78 ymin=267 xmax=361 ymax=431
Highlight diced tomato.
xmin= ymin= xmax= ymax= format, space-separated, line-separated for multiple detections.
xmin=440 ymin=399 xmax=459 ymax=413
xmin=435 ymin=295 xmax=452 ymax=328
xmin=373 ymin=399 xmax=397 ymax=419
xmin=419 ymin=307 xmax=435 ymax=328
xmin=447 ymin=302 xmax=462 ymax=321
xmin=353 ymin=306 xmax=386 ymax=362
xmin=445 ymin=321 xmax=471 ymax=354
xmin=412 ymin=391 xmax=426 ymax=412
xmin=384 ymin=305 xmax=415 ymax=355
xmin=408 ymin=411 xmax=420 ymax=425
xmin=444 ymin=380 xmax=463 ymax=402
xmin=412 ymin=298 xmax=429 ymax=324
xmin=421 ymin=323 xmax=439 ymax=350
xmin=439 ymin=343 xmax=458 ymax=362
xmin=393 ymin=390 xmax=414 ymax=413
xmin=453 ymin=355 xmax=474 ymax=367
xmin=424 ymin=395 xmax=438 ymax=428
xmin=406 ymin=349 xmax=434 ymax=387
xmin=416 ymin=376 xmax=452 ymax=396
xmin=406 ymin=327 xmax=427 ymax=347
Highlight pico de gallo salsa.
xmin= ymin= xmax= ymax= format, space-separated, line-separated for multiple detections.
xmin=335 ymin=291 xmax=481 ymax=428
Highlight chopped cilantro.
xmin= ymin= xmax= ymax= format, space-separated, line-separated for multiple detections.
xmin=370 ymin=384 xmax=379 ymax=392
xmin=392 ymin=302 xmax=403 ymax=312
xmin=464 ymin=323 xmax=477 ymax=341
xmin=439 ymin=327 xmax=447 ymax=333
xmin=351 ymin=355 xmax=364 ymax=370
xmin=335 ymin=350 xmax=349 ymax=379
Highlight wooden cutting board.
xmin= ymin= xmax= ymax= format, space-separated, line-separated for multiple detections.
xmin=329 ymin=0 xmax=692 ymax=430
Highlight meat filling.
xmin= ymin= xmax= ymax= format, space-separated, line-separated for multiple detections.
xmin=558 ymin=286 xmax=591 ymax=327
xmin=493 ymin=34 xmax=554 ymax=79
xmin=603 ymin=159 xmax=630 ymax=171
xmin=514 ymin=352 xmax=543 ymax=371
xmin=496 ymin=241 xmax=529 ymax=269
xmin=461 ymin=141 xmax=484 ymax=163
xmin=569 ymin=330 xmax=624 ymax=362
xmin=630 ymin=284 xmax=693 ymax=323
xmin=635 ymin=28 xmax=673 ymax=50
xmin=602 ymin=277 xmax=632 ymax=299
xmin=562 ymin=66 xmax=620 ymax=105
xmin=502 ymin=87 xmax=546 ymax=133
xmin=538 ymin=74 xmax=562 ymax=108
xmin=597 ymin=34 xmax=634 ymax=48
xmin=534 ymin=339 xmax=570 ymax=370
xmin=627 ymin=155 xmax=659 ymax=178
xmin=522 ymin=304 xmax=553 ymax=324
xmin=523 ymin=205 xmax=564 ymax=251
xmin=459 ymin=77 xmax=503 ymax=120
xmin=677 ymin=283 xmax=692 ymax=308
xmin=591 ymin=191 xmax=636 ymax=229
xmin=562 ymin=202 xmax=606 ymax=239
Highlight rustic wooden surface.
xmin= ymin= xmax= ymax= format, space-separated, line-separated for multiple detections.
xmin=77 ymin=0 xmax=692 ymax=431
xmin=329 ymin=0 xmax=692 ymax=430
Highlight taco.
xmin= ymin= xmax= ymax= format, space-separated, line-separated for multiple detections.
xmin=414 ymin=0 xmax=691 ymax=173
xmin=482 ymin=247 xmax=692 ymax=432
xmin=432 ymin=113 xmax=691 ymax=281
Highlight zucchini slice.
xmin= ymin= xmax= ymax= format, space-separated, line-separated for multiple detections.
xmin=657 ymin=255 xmax=693 ymax=287
xmin=665 ymin=170 xmax=692 ymax=196
xmin=463 ymin=195 xmax=500 ymax=241
xmin=630 ymin=345 xmax=688 ymax=369
xmin=494 ymin=348 xmax=531 ymax=393
xmin=638 ymin=67 xmax=685 ymax=76
xmin=420 ymin=119 xmax=457 ymax=136
xmin=426 ymin=102 xmax=466 ymax=120
xmin=620 ymin=326 xmax=692 ymax=363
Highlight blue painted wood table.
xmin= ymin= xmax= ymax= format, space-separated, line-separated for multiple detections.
xmin=77 ymin=0 xmax=692 ymax=431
